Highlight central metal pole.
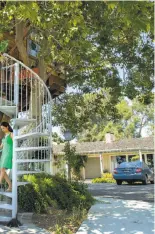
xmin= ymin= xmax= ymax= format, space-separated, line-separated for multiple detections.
xmin=12 ymin=62 xmax=19 ymax=219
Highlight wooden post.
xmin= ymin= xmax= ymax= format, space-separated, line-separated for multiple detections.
xmin=139 ymin=150 xmax=142 ymax=162
xmin=100 ymin=154 xmax=103 ymax=176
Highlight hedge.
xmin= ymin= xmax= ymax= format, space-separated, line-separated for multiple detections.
xmin=18 ymin=173 xmax=94 ymax=213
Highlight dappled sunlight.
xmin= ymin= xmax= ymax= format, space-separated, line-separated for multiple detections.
xmin=76 ymin=197 xmax=154 ymax=234
xmin=123 ymin=200 xmax=153 ymax=210
xmin=0 ymin=225 xmax=50 ymax=234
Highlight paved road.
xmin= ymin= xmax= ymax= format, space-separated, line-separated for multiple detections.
xmin=87 ymin=183 xmax=154 ymax=202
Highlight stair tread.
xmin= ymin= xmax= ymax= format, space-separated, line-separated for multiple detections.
xmin=17 ymin=171 xmax=41 ymax=175
xmin=0 ymin=191 xmax=12 ymax=198
xmin=11 ymin=118 xmax=36 ymax=128
xmin=0 ymin=215 xmax=12 ymax=222
xmin=17 ymin=182 xmax=30 ymax=186
xmin=0 ymin=204 xmax=12 ymax=210
xmin=17 ymin=159 xmax=50 ymax=163
xmin=15 ymin=132 xmax=49 ymax=140
xmin=0 ymin=106 xmax=16 ymax=117
xmin=15 ymin=146 xmax=51 ymax=151
xmin=0 ymin=97 xmax=14 ymax=106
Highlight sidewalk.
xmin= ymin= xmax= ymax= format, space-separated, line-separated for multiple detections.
xmin=0 ymin=223 xmax=50 ymax=233
xmin=76 ymin=197 xmax=154 ymax=234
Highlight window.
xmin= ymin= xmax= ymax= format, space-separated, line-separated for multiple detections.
xmin=147 ymin=154 xmax=154 ymax=168
xmin=128 ymin=155 xmax=136 ymax=162
xmin=116 ymin=156 xmax=126 ymax=164
xmin=27 ymin=39 xmax=40 ymax=58
xmin=142 ymin=154 xmax=145 ymax=162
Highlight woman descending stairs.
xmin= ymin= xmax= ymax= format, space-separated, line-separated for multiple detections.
xmin=0 ymin=54 xmax=52 ymax=223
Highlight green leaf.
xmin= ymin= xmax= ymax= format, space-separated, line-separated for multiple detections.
xmin=0 ymin=40 xmax=8 ymax=53
xmin=146 ymin=23 xmax=150 ymax=32
xmin=107 ymin=3 xmax=116 ymax=10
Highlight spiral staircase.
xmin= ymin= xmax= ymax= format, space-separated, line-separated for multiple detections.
xmin=0 ymin=54 xmax=52 ymax=222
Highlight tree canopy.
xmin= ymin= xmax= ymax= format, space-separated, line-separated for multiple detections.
xmin=0 ymin=1 xmax=153 ymax=140
xmin=0 ymin=1 xmax=153 ymax=96
xmin=53 ymin=91 xmax=153 ymax=141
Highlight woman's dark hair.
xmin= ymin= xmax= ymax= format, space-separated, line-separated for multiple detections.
xmin=1 ymin=122 xmax=13 ymax=133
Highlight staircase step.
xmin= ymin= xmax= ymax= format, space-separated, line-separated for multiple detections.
xmin=17 ymin=159 xmax=50 ymax=163
xmin=11 ymin=118 xmax=36 ymax=128
xmin=15 ymin=132 xmax=49 ymax=140
xmin=0 ymin=191 xmax=12 ymax=198
xmin=15 ymin=146 xmax=51 ymax=152
xmin=17 ymin=182 xmax=30 ymax=186
xmin=0 ymin=106 xmax=16 ymax=117
xmin=0 ymin=204 xmax=12 ymax=210
xmin=0 ymin=97 xmax=14 ymax=106
xmin=0 ymin=215 xmax=12 ymax=222
xmin=17 ymin=171 xmax=41 ymax=175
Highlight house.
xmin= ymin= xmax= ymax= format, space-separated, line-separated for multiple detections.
xmin=53 ymin=134 xmax=154 ymax=179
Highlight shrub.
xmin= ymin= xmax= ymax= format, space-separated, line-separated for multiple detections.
xmin=92 ymin=173 xmax=116 ymax=183
xmin=131 ymin=155 xmax=140 ymax=161
xmin=18 ymin=173 xmax=94 ymax=213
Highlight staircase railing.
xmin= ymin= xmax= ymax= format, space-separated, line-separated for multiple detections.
xmin=0 ymin=53 xmax=53 ymax=222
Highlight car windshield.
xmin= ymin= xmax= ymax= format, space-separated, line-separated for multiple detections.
xmin=119 ymin=160 xmax=141 ymax=168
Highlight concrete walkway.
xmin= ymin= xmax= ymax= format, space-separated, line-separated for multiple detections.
xmin=0 ymin=223 xmax=50 ymax=234
xmin=76 ymin=197 xmax=154 ymax=234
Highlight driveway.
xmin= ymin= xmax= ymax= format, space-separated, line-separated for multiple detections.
xmin=76 ymin=197 xmax=154 ymax=234
xmin=87 ymin=183 xmax=154 ymax=202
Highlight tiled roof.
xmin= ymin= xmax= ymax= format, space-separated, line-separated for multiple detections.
xmin=53 ymin=137 xmax=154 ymax=154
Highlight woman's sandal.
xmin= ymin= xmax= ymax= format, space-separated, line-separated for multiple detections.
xmin=6 ymin=187 xmax=12 ymax=192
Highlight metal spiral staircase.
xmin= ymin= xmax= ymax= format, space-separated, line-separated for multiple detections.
xmin=0 ymin=54 xmax=52 ymax=222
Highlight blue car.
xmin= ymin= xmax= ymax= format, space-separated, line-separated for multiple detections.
xmin=113 ymin=160 xmax=154 ymax=185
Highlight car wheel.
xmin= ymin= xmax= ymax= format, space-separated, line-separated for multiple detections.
xmin=116 ymin=180 xmax=122 ymax=185
xmin=142 ymin=175 xmax=148 ymax=185
xmin=150 ymin=181 xmax=154 ymax=184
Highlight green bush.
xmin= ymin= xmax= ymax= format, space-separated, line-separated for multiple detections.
xmin=92 ymin=173 xmax=116 ymax=183
xmin=18 ymin=173 xmax=94 ymax=213
xmin=131 ymin=155 xmax=140 ymax=161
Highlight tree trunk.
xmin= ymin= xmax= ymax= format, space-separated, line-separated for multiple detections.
xmin=15 ymin=19 xmax=29 ymax=66
xmin=38 ymin=57 xmax=47 ymax=82
xmin=68 ymin=163 xmax=71 ymax=183
xmin=15 ymin=19 xmax=47 ymax=126
xmin=138 ymin=116 xmax=145 ymax=137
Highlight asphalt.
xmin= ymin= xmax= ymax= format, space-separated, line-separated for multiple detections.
xmin=87 ymin=182 xmax=154 ymax=202
xmin=76 ymin=197 xmax=154 ymax=234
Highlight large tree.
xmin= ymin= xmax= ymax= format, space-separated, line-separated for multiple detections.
xmin=53 ymin=91 xmax=154 ymax=141
xmin=0 ymin=1 xmax=153 ymax=139
xmin=77 ymin=98 xmax=154 ymax=141
xmin=0 ymin=1 xmax=153 ymax=93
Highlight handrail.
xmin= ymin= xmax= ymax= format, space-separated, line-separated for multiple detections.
xmin=3 ymin=53 xmax=53 ymax=104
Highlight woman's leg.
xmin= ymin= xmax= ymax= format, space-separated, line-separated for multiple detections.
xmin=4 ymin=172 xmax=12 ymax=189
xmin=0 ymin=168 xmax=12 ymax=189
xmin=0 ymin=168 xmax=5 ymax=184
